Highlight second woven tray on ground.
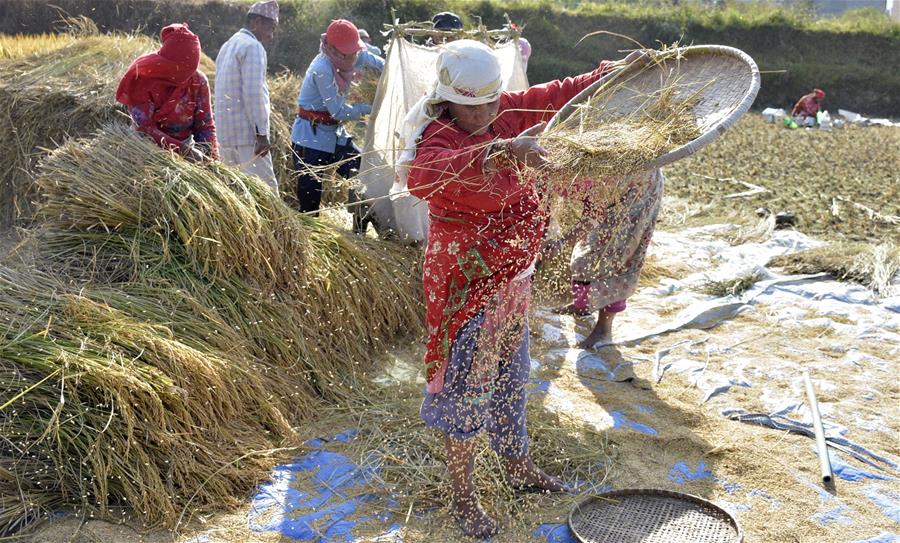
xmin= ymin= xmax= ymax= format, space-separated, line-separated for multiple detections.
xmin=568 ymin=488 xmax=744 ymax=543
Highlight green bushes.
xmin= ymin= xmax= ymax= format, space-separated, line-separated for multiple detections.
xmin=1 ymin=0 xmax=898 ymax=115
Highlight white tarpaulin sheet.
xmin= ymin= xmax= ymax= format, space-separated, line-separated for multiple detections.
xmin=359 ymin=37 xmax=529 ymax=241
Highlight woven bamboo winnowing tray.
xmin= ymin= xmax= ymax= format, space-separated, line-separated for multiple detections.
xmin=545 ymin=45 xmax=761 ymax=170
xmin=568 ymin=488 xmax=744 ymax=543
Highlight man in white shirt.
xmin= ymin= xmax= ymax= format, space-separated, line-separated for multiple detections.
xmin=215 ymin=0 xmax=279 ymax=189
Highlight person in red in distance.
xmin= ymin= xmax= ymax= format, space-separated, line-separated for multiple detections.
xmin=791 ymin=88 xmax=825 ymax=127
xmin=116 ymin=23 xmax=218 ymax=162
xmin=394 ymin=39 xmax=647 ymax=538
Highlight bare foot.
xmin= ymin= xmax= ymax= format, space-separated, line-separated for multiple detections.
xmin=505 ymin=456 xmax=567 ymax=493
xmin=578 ymin=330 xmax=612 ymax=349
xmin=451 ymin=495 xmax=500 ymax=539
xmin=579 ymin=310 xmax=616 ymax=348
xmin=552 ymin=303 xmax=592 ymax=316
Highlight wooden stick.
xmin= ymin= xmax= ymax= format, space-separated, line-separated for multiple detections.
xmin=382 ymin=18 xmax=520 ymax=42
xmin=689 ymin=172 xmax=768 ymax=199
xmin=803 ymin=370 xmax=833 ymax=484
xmin=835 ymin=195 xmax=900 ymax=225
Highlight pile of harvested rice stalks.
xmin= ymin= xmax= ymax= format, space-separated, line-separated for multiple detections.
xmin=267 ymin=70 xmax=303 ymax=203
xmin=0 ymin=126 xmax=423 ymax=535
xmin=0 ymin=24 xmax=294 ymax=229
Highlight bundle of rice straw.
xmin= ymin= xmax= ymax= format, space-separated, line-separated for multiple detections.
xmin=349 ymin=67 xmax=381 ymax=106
xmin=537 ymin=45 xmax=759 ymax=212
xmin=0 ymin=22 xmax=294 ymax=229
xmin=0 ymin=126 xmax=423 ymax=535
xmin=267 ymin=70 xmax=303 ymax=203
xmin=544 ymin=89 xmax=699 ymax=177
xmin=540 ymin=77 xmax=700 ymax=212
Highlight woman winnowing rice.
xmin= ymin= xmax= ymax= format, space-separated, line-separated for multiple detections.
xmin=396 ymin=39 xmax=646 ymax=538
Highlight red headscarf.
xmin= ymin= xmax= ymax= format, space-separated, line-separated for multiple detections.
xmin=116 ymin=23 xmax=202 ymax=124
xmin=813 ymin=88 xmax=825 ymax=100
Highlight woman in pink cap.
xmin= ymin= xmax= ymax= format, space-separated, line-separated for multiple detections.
xmin=291 ymin=19 xmax=384 ymax=231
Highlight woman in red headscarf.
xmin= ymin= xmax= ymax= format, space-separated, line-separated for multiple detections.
xmin=116 ymin=23 xmax=218 ymax=161
xmin=791 ymin=88 xmax=825 ymax=125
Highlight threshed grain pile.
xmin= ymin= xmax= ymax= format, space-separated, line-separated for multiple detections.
xmin=0 ymin=23 xmax=295 ymax=229
xmin=0 ymin=126 xmax=423 ymax=535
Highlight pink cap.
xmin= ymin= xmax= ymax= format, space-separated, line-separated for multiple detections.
xmin=325 ymin=19 xmax=366 ymax=55
xmin=248 ymin=0 xmax=279 ymax=23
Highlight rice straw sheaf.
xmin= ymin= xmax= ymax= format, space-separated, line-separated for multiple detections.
xmin=541 ymin=86 xmax=700 ymax=210
xmin=0 ymin=127 xmax=423 ymax=534
xmin=266 ymin=70 xmax=303 ymax=204
xmin=537 ymin=50 xmax=704 ymax=213
xmin=0 ymin=25 xmax=294 ymax=230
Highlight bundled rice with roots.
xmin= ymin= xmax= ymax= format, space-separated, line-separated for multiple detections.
xmin=0 ymin=21 xmax=295 ymax=229
xmin=0 ymin=126 xmax=423 ymax=535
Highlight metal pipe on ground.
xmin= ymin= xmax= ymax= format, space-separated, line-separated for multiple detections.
xmin=803 ymin=369 xmax=834 ymax=484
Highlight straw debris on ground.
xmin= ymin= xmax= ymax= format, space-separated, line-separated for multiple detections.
xmin=768 ymin=242 xmax=900 ymax=297
xmin=664 ymin=115 xmax=900 ymax=245
xmin=0 ymin=126 xmax=423 ymax=535
xmin=698 ymin=271 xmax=762 ymax=297
xmin=300 ymin=380 xmax=615 ymax=540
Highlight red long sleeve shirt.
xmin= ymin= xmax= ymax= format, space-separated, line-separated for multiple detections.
xmin=408 ymin=62 xmax=615 ymax=223
xmin=127 ymin=72 xmax=219 ymax=159
xmin=406 ymin=62 xmax=616 ymax=392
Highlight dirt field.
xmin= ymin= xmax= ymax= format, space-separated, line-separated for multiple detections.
xmin=663 ymin=115 xmax=900 ymax=244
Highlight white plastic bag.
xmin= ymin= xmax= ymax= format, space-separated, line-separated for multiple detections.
xmin=817 ymin=110 xmax=832 ymax=130
xmin=761 ymin=107 xmax=785 ymax=124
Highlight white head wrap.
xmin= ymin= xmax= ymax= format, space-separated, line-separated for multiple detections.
xmin=392 ymin=40 xmax=504 ymax=198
